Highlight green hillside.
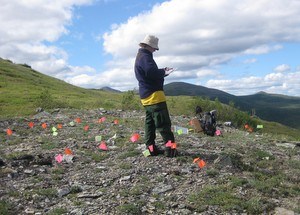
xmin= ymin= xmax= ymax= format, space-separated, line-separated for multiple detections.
xmin=239 ymin=92 xmax=300 ymax=129
xmin=164 ymin=82 xmax=300 ymax=129
xmin=0 ymin=58 xmax=122 ymax=116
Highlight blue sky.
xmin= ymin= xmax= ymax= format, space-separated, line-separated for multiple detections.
xmin=1 ymin=0 xmax=300 ymax=96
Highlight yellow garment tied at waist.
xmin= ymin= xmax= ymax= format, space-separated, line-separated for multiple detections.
xmin=141 ymin=91 xmax=166 ymax=106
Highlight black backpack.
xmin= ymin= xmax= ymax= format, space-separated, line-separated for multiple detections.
xmin=196 ymin=106 xmax=217 ymax=136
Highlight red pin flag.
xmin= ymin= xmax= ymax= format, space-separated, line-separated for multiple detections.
xmin=42 ymin=123 xmax=47 ymax=129
xmin=6 ymin=128 xmax=13 ymax=136
xmin=99 ymin=141 xmax=108 ymax=151
xmin=84 ymin=125 xmax=89 ymax=131
xmin=75 ymin=118 xmax=81 ymax=123
xmin=130 ymin=133 xmax=140 ymax=142
xmin=28 ymin=122 xmax=34 ymax=128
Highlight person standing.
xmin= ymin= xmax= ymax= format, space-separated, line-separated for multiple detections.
xmin=134 ymin=34 xmax=176 ymax=157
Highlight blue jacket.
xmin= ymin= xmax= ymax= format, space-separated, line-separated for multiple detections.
xmin=134 ymin=48 xmax=165 ymax=99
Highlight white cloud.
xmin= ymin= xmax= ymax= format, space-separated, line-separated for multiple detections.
xmin=206 ymin=70 xmax=300 ymax=96
xmin=274 ymin=64 xmax=290 ymax=73
xmin=1 ymin=0 xmax=300 ymax=96
xmin=244 ymin=45 xmax=282 ymax=55
xmin=0 ymin=0 xmax=93 ymax=78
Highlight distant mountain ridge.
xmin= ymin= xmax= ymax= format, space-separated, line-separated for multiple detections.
xmin=100 ymin=87 xmax=121 ymax=93
xmin=164 ymin=82 xmax=300 ymax=129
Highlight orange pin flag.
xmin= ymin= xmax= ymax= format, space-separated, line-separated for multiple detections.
xmin=75 ymin=118 xmax=81 ymax=123
xmin=41 ymin=123 xmax=47 ymax=129
xmin=84 ymin=125 xmax=89 ymax=131
xmin=198 ymin=159 xmax=206 ymax=168
xmin=193 ymin=157 xmax=200 ymax=163
xmin=57 ymin=124 xmax=63 ymax=129
xmin=193 ymin=157 xmax=206 ymax=168
xmin=113 ymin=119 xmax=119 ymax=125
xmin=64 ymin=148 xmax=73 ymax=155
xmin=171 ymin=142 xmax=177 ymax=149
xmin=28 ymin=122 xmax=34 ymax=128
xmin=99 ymin=141 xmax=108 ymax=151
xmin=6 ymin=128 xmax=13 ymax=136
xmin=130 ymin=133 xmax=140 ymax=142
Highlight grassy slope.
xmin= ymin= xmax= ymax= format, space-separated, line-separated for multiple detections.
xmin=0 ymin=59 xmax=122 ymax=117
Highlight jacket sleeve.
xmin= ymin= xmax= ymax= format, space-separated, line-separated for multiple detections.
xmin=141 ymin=54 xmax=165 ymax=80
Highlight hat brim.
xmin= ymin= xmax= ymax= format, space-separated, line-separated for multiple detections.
xmin=139 ymin=42 xmax=159 ymax=50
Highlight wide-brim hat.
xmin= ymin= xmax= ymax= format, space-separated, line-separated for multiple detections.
xmin=139 ymin=35 xmax=159 ymax=50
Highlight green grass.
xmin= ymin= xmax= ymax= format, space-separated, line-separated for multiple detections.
xmin=188 ymin=185 xmax=247 ymax=213
xmin=0 ymin=58 xmax=123 ymax=117
xmin=188 ymin=185 xmax=274 ymax=214
xmin=117 ymin=203 xmax=141 ymax=214
xmin=0 ymin=200 xmax=12 ymax=215
xmin=47 ymin=207 xmax=68 ymax=215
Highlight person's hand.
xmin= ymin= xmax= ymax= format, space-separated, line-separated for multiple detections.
xmin=164 ymin=67 xmax=174 ymax=76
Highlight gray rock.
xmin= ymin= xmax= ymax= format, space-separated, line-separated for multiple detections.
xmin=58 ymin=187 xmax=70 ymax=198
xmin=152 ymin=184 xmax=173 ymax=194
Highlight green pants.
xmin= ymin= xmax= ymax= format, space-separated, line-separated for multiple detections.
xmin=144 ymin=102 xmax=175 ymax=147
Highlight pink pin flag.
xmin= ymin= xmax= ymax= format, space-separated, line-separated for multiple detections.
xmin=130 ymin=133 xmax=140 ymax=142
xmin=148 ymin=145 xmax=154 ymax=152
xmin=165 ymin=140 xmax=172 ymax=147
xmin=99 ymin=141 xmax=108 ymax=151
xmin=98 ymin=117 xmax=106 ymax=123
xmin=55 ymin=154 xmax=63 ymax=163
xmin=215 ymin=130 xmax=222 ymax=136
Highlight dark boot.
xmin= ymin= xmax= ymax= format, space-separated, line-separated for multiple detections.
xmin=149 ymin=145 xmax=164 ymax=156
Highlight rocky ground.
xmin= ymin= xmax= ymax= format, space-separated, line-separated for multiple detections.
xmin=0 ymin=108 xmax=299 ymax=215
